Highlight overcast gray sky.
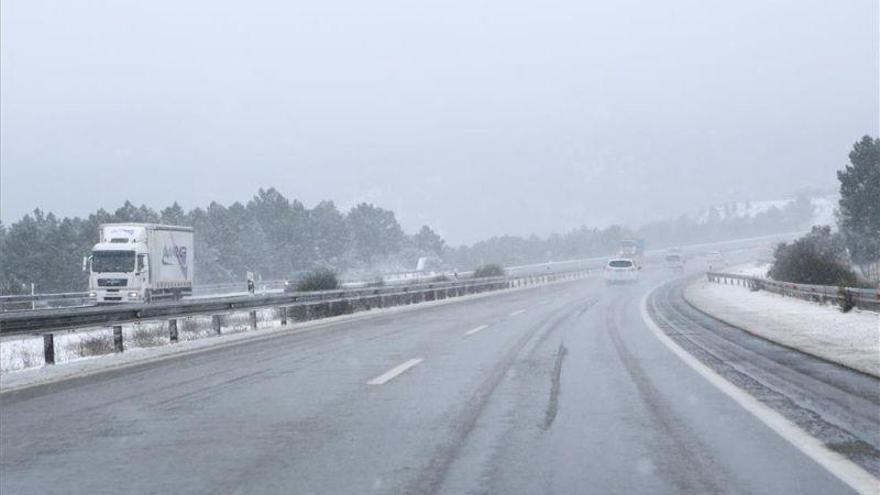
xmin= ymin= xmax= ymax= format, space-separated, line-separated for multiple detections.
xmin=1 ymin=0 xmax=877 ymax=244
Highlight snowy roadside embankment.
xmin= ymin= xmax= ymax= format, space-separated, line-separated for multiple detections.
xmin=724 ymin=262 xmax=771 ymax=278
xmin=684 ymin=278 xmax=880 ymax=377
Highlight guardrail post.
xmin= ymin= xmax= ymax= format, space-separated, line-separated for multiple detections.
xmin=279 ymin=307 xmax=288 ymax=326
xmin=212 ymin=315 xmax=222 ymax=335
xmin=43 ymin=333 xmax=55 ymax=365
xmin=169 ymin=319 xmax=179 ymax=343
xmin=249 ymin=310 xmax=258 ymax=330
xmin=113 ymin=326 xmax=124 ymax=353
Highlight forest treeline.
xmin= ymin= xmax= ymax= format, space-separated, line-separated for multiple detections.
xmin=0 ymin=187 xmax=815 ymax=294
xmin=769 ymin=135 xmax=880 ymax=286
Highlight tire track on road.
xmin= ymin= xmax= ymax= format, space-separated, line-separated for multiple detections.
xmin=542 ymin=343 xmax=567 ymax=431
xmin=408 ymin=298 xmax=595 ymax=495
xmin=606 ymin=295 xmax=729 ymax=494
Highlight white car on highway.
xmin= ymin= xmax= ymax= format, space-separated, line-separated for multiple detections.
xmin=604 ymin=258 xmax=640 ymax=284
xmin=664 ymin=253 xmax=685 ymax=270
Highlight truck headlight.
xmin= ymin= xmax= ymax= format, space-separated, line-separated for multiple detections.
xmin=128 ymin=291 xmax=139 ymax=298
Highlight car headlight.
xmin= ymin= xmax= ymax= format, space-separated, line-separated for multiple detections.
xmin=88 ymin=292 xmax=97 ymax=297
xmin=128 ymin=291 xmax=139 ymax=298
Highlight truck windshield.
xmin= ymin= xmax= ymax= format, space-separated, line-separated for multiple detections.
xmin=92 ymin=250 xmax=135 ymax=273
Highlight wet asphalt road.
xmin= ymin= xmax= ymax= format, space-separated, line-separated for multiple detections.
xmin=1 ymin=268 xmax=874 ymax=494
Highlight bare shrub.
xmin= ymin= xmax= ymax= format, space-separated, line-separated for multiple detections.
xmin=78 ymin=335 xmax=114 ymax=357
xmin=223 ymin=313 xmax=250 ymax=332
xmin=474 ymin=264 xmax=505 ymax=278
xmin=179 ymin=317 xmax=212 ymax=339
xmin=297 ymin=270 xmax=340 ymax=291
xmin=837 ymin=287 xmax=856 ymax=313
xmin=130 ymin=325 xmax=167 ymax=348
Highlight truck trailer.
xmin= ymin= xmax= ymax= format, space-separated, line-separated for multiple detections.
xmin=618 ymin=239 xmax=646 ymax=267
xmin=85 ymin=223 xmax=194 ymax=303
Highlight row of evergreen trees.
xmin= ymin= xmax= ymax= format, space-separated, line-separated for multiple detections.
xmin=447 ymin=199 xmax=816 ymax=269
xmin=1 ymin=183 xmax=819 ymax=295
xmin=0 ymin=188 xmax=447 ymax=294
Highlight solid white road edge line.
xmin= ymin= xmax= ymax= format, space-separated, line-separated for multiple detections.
xmin=639 ymin=288 xmax=879 ymax=495
xmin=464 ymin=324 xmax=489 ymax=337
xmin=510 ymin=309 xmax=526 ymax=316
xmin=367 ymin=358 xmax=424 ymax=385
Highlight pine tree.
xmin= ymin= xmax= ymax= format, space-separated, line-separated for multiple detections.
xmin=345 ymin=203 xmax=405 ymax=264
xmin=837 ymin=135 xmax=880 ymax=281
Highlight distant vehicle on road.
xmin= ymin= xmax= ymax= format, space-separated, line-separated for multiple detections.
xmin=618 ymin=239 xmax=646 ymax=267
xmin=664 ymin=253 xmax=685 ymax=270
xmin=604 ymin=258 xmax=640 ymax=284
xmin=84 ymin=223 xmax=194 ymax=303
xmin=705 ymin=250 xmax=727 ymax=270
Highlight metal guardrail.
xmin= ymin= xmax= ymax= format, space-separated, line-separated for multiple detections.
xmin=706 ymin=272 xmax=880 ymax=311
xmin=0 ymin=292 xmax=95 ymax=312
xmin=0 ymin=280 xmax=293 ymax=313
xmin=0 ymin=270 xmax=590 ymax=366
xmin=0 ymin=260 xmax=609 ymax=313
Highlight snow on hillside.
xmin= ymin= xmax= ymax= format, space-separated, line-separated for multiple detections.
xmin=696 ymin=195 xmax=837 ymax=226
xmin=810 ymin=196 xmax=837 ymax=226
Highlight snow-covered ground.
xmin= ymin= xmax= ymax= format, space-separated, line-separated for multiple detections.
xmin=810 ymin=196 xmax=837 ymax=226
xmin=696 ymin=194 xmax=837 ymax=226
xmin=0 ymin=309 xmax=281 ymax=373
xmin=725 ymin=262 xmax=771 ymax=278
xmin=684 ymin=279 xmax=880 ymax=377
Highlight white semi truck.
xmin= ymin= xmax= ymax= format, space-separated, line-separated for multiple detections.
xmin=84 ymin=223 xmax=194 ymax=304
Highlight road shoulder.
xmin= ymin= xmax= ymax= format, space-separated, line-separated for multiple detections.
xmin=683 ymin=278 xmax=879 ymax=378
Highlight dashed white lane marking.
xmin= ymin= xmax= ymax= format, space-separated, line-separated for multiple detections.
xmin=639 ymin=288 xmax=878 ymax=495
xmin=367 ymin=358 xmax=424 ymax=385
xmin=464 ymin=324 xmax=489 ymax=337
xmin=510 ymin=309 xmax=526 ymax=316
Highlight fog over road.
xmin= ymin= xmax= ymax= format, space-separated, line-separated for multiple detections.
xmin=1 ymin=267 xmax=876 ymax=494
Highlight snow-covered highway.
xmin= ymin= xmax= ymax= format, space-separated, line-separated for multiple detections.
xmin=2 ymin=264 xmax=877 ymax=494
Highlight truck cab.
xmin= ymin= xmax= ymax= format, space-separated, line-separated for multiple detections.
xmin=88 ymin=242 xmax=150 ymax=303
